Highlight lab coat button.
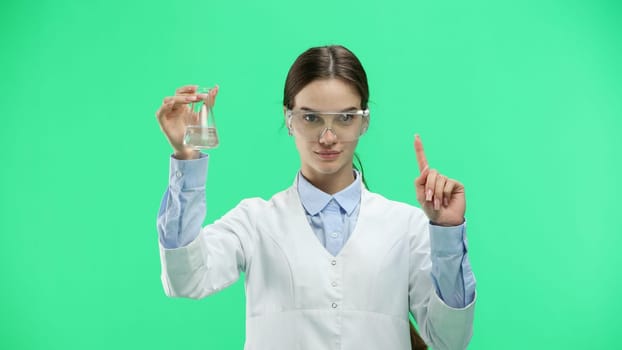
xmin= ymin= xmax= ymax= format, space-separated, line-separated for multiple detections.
xmin=331 ymin=260 xmax=337 ymax=266
xmin=331 ymin=281 xmax=337 ymax=287
xmin=331 ymin=232 xmax=339 ymax=238
xmin=175 ymin=170 xmax=182 ymax=178
xmin=332 ymin=303 xmax=338 ymax=308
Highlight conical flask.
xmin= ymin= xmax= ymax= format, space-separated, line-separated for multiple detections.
xmin=183 ymin=86 xmax=220 ymax=149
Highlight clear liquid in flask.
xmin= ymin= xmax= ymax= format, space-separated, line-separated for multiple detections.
xmin=183 ymin=126 xmax=219 ymax=149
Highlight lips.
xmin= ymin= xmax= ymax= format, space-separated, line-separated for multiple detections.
xmin=315 ymin=150 xmax=341 ymax=160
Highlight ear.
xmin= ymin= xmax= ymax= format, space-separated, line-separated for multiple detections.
xmin=284 ymin=106 xmax=293 ymax=135
xmin=360 ymin=115 xmax=370 ymax=135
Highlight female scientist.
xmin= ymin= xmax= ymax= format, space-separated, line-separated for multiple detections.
xmin=155 ymin=45 xmax=476 ymax=350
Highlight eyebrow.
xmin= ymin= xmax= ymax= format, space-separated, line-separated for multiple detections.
xmin=300 ymin=106 xmax=359 ymax=112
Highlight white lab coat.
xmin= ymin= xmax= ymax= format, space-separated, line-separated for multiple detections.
xmin=159 ymin=181 xmax=475 ymax=350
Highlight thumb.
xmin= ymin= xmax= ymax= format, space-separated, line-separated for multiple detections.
xmin=415 ymin=165 xmax=429 ymax=189
xmin=414 ymin=165 xmax=429 ymax=203
xmin=208 ymin=85 xmax=219 ymax=107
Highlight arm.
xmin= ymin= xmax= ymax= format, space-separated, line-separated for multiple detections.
xmin=156 ymin=153 xmax=255 ymax=300
xmin=408 ymin=211 xmax=476 ymax=350
xmin=157 ymin=153 xmax=209 ymax=249
xmin=155 ymin=83 xmax=215 ymax=248
xmin=428 ymin=222 xmax=476 ymax=309
xmin=409 ymin=135 xmax=476 ymax=349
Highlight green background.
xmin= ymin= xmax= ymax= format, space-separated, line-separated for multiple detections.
xmin=1 ymin=0 xmax=621 ymax=348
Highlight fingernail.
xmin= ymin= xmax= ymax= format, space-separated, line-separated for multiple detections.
xmin=443 ymin=198 xmax=449 ymax=207
xmin=434 ymin=198 xmax=440 ymax=210
xmin=186 ymin=96 xmax=196 ymax=101
xmin=426 ymin=189 xmax=433 ymax=201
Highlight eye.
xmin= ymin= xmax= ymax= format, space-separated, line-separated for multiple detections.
xmin=302 ymin=113 xmax=320 ymax=123
xmin=338 ymin=113 xmax=355 ymax=123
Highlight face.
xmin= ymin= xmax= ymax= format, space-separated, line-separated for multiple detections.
xmin=285 ymin=78 xmax=368 ymax=182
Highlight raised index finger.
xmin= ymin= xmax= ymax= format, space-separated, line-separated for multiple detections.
xmin=414 ymin=134 xmax=429 ymax=172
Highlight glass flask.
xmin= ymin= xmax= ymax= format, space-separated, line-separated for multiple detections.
xmin=183 ymin=86 xmax=219 ymax=149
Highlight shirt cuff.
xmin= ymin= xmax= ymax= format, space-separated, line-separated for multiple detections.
xmin=169 ymin=153 xmax=209 ymax=190
xmin=429 ymin=221 xmax=467 ymax=256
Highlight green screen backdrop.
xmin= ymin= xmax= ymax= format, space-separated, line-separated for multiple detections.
xmin=1 ymin=0 xmax=621 ymax=349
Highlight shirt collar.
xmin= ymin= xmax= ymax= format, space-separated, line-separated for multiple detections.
xmin=297 ymin=170 xmax=362 ymax=216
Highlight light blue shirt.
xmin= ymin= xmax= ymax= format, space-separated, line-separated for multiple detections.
xmin=297 ymin=171 xmax=362 ymax=257
xmin=157 ymin=153 xmax=475 ymax=308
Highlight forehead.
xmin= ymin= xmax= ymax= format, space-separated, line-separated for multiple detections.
xmin=293 ymin=78 xmax=361 ymax=110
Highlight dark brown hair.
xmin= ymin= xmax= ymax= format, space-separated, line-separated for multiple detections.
xmin=283 ymin=45 xmax=369 ymax=110
xmin=410 ymin=322 xmax=428 ymax=350
xmin=283 ymin=45 xmax=427 ymax=350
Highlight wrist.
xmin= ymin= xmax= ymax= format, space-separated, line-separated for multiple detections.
xmin=172 ymin=149 xmax=200 ymax=160
xmin=430 ymin=218 xmax=465 ymax=227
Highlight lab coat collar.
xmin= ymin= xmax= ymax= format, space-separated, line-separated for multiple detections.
xmin=296 ymin=170 xmax=362 ymax=216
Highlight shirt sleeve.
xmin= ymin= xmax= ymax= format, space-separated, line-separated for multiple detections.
xmin=157 ymin=153 xmax=209 ymax=249
xmin=428 ymin=221 xmax=476 ymax=309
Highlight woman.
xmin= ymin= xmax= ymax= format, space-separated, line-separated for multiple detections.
xmin=156 ymin=45 xmax=476 ymax=350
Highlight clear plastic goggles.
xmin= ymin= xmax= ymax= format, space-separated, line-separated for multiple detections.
xmin=286 ymin=109 xmax=370 ymax=142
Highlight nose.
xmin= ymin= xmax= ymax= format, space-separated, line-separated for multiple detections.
xmin=319 ymin=128 xmax=338 ymax=145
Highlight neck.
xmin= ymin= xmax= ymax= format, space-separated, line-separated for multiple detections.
xmin=300 ymin=165 xmax=356 ymax=195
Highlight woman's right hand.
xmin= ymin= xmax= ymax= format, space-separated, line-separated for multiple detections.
xmin=155 ymin=85 xmax=219 ymax=160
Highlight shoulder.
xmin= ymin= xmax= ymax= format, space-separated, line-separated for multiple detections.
xmin=231 ymin=185 xmax=294 ymax=214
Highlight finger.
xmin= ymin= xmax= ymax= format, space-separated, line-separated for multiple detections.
xmin=414 ymin=134 xmax=429 ymax=173
xmin=211 ymin=85 xmax=219 ymax=105
xmin=156 ymin=98 xmax=175 ymax=120
xmin=414 ymin=165 xmax=429 ymax=205
xmin=414 ymin=165 xmax=429 ymax=188
xmin=425 ymin=169 xmax=438 ymax=203
xmin=156 ymin=96 xmax=197 ymax=122
xmin=204 ymin=85 xmax=220 ymax=107
xmin=434 ymin=174 xmax=447 ymax=210
xmin=175 ymin=85 xmax=198 ymax=95
xmin=166 ymin=95 xmax=202 ymax=105
xmin=161 ymin=97 xmax=175 ymax=106
xmin=442 ymin=180 xmax=457 ymax=207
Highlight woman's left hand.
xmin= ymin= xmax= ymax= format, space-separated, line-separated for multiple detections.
xmin=413 ymin=134 xmax=466 ymax=226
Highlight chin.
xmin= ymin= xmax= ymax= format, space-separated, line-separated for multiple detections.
xmin=309 ymin=160 xmax=350 ymax=176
